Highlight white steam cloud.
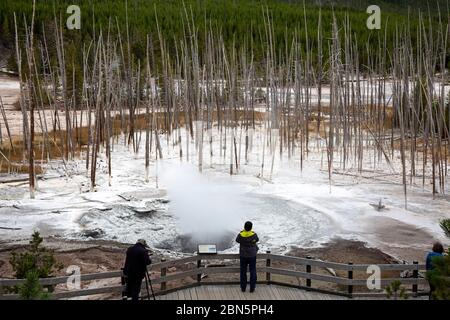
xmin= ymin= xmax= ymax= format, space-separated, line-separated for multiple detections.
xmin=160 ymin=162 xmax=245 ymax=244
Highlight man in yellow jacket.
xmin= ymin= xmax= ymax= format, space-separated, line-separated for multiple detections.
xmin=236 ymin=221 xmax=259 ymax=292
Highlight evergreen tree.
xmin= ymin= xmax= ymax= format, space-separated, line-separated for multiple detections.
xmin=19 ymin=270 xmax=50 ymax=300
xmin=426 ymin=249 xmax=450 ymax=300
xmin=441 ymin=219 xmax=450 ymax=238
xmin=9 ymin=231 xmax=63 ymax=279
xmin=385 ymin=280 xmax=408 ymax=300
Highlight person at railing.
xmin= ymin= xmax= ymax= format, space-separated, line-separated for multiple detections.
xmin=123 ymin=239 xmax=152 ymax=301
xmin=236 ymin=221 xmax=259 ymax=293
xmin=425 ymin=241 xmax=444 ymax=299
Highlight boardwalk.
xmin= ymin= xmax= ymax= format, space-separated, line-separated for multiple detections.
xmin=1 ymin=253 xmax=428 ymax=300
xmin=157 ymin=285 xmax=347 ymax=300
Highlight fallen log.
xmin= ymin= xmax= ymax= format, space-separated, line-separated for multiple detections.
xmin=0 ymin=174 xmax=62 ymax=184
xmin=0 ymin=226 xmax=21 ymax=230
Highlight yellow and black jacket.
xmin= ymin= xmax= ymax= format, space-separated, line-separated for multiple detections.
xmin=236 ymin=230 xmax=259 ymax=258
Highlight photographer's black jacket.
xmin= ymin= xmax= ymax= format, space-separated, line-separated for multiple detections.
xmin=123 ymin=243 xmax=152 ymax=279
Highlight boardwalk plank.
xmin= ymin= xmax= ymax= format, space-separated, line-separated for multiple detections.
xmin=189 ymin=287 xmax=197 ymax=300
xmin=210 ymin=286 xmax=219 ymax=300
xmin=160 ymin=292 xmax=168 ymax=300
xmin=268 ymin=287 xmax=278 ymax=299
xmin=230 ymin=286 xmax=241 ymax=300
xmin=216 ymin=286 xmax=226 ymax=300
xmin=294 ymin=288 xmax=306 ymax=300
xmin=195 ymin=286 xmax=204 ymax=300
xmin=229 ymin=285 xmax=243 ymax=300
xmin=292 ymin=288 xmax=306 ymax=300
xmin=157 ymin=284 xmax=353 ymax=301
xmin=184 ymin=287 xmax=192 ymax=300
xmin=198 ymin=286 xmax=207 ymax=300
xmin=279 ymin=286 xmax=293 ymax=300
xmin=204 ymin=286 xmax=213 ymax=300
xmin=209 ymin=286 xmax=217 ymax=300
xmin=200 ymin=287 xmax=209 ymax=300
xmin=163 ymin=294 xmax=173 ymax=300
xmin=228 ymin=285 xmax=240 ymax=300
xmin=183 ymin=288 xmax=191 ymax=300
xmin=234 ymin=285 xmax=246 ymax=300
xmin=268 ymin=287 xmax=280 ymax=300
xmin=238 ymin=286 xmax=248 ymax=299
xmin=283 ymin=287 xmax=297 ymax=300
xmin=200 ymin=287 xmax=208 ymax=300
xmin=168 ymin=292 xmax=177 ymax=300
xmin=260 ymin=286 xmax=271 ymax=300
xmin=261 ymin=286 xmax=272 ymax=299
xmin=276 ymin=286 xmax=289 ymax=300
xmin=191 ymin=287 xmax=200 ymax=300
xmin=214 ymin=286 xmax=223 ymax=300
xmin=215 ymin=286 xmax=224 ymax=300
xmin=271 ymin=285 xmax=283 ymax=300
xmin=264 ymin=287 xmax=275 ymax=300
xmin=245 ymin=288 xmax=259 ymax=300
xmin=178 ymin=289 xmax=185 ymax=300
xmin=223 ymin=285 xmax=232 ymax=300
xmin=268 ymin=286 xmax=279 ymax=300
xmin=294 ymin=288 xmax=308 ymax=300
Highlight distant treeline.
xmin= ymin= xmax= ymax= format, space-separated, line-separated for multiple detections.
xmin=0 ymin=0 xmax=445 ymax=72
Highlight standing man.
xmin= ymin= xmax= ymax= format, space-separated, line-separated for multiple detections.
xmin=426 ymin=241 xmax=444 ymax=299
xmin=123 ymin=239 xmax=152 ymax=301
xmin=236 ymin=221 xmax=259 ymax=292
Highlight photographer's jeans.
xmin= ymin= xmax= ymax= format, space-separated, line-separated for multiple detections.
xmin=240 ymin=256 xmax=257 ymax=291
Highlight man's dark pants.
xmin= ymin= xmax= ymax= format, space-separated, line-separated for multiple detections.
xmin=240 ymin=256 xmax=257 ymax=291
xmin=126 ymin=276 xmax=144 ymax=301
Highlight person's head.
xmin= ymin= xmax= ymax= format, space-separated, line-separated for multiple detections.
xmin=137 ymin=239 xmax=149 ymax=248
xmin=244 ymin=221 xmax=253 ymax=232
xmin=432 ymin=242 xmax=444 ymax=254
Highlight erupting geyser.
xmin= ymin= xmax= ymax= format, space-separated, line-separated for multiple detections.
xmin=160 ymin=163 xmax=246 ymax=252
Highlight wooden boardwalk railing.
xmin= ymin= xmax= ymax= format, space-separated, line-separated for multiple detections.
xmin=0 ymin=252 xmax=428 ymax=300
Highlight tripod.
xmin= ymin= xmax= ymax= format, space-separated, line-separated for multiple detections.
xmin=144 ymin=269 xmax=156 ymax=300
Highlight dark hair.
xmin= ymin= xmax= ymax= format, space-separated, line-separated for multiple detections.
xmin=432 ymin=242 xmax=444 ymax=254
xmin=244 ymin=221 xmax=253 ymax=231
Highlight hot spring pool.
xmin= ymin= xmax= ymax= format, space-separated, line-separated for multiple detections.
xmin=76 ymin=192 xmax=337 ymax=254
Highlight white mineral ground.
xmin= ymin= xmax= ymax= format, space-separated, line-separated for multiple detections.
xmin=0 ymin=73 xmax=449 ymax=267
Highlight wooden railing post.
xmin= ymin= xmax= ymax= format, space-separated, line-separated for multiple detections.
xmin=266 ymin=250 xmax=271 ymax=283
xmin=197 ymin=255 xmax=202 ymax=284
xmin=412 ymin=261 xmax=418 ymax=297
xmin=120 ymin=268 xmax=127 ymax=300
xmin=306 ymin=256 xmax=312 ymax=289
xmin=160 ymin=258 xmax=167 ymax=291
xmin=348 ymin=262 xmax=353 ymax=297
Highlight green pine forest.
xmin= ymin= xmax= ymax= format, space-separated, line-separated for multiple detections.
xmin=0 ymin=0 xmax=447 ymax=71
